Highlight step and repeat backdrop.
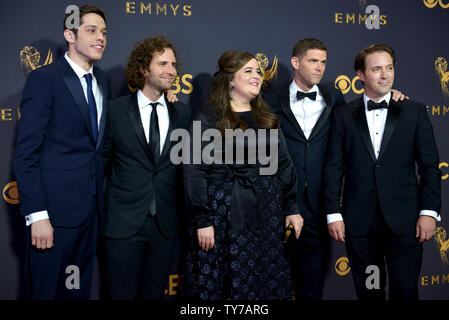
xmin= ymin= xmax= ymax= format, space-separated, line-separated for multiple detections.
xmin=0 ymin=0 xmax=448 ymax=299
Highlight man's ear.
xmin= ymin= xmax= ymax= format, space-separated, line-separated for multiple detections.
xmin=356 ymin=69 xmax=365 ymax=82
xmin=291 ymin=56 xmax=299 ymax=70
xmin=64 ymin=29 xmax=76 ymax=45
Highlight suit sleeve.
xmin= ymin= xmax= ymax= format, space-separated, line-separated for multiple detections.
xmin=415 ymin=104 xmax=441 ymax=213
xmin=183 ymin=112 xmax=213 ymax=229
xmin=13 ymin=70 xmax=54 ymax=216
xmin=102 ymin=103 xmax=114 ymax=176
xmin=322 ymin=110 xmax=345 ymax=214
xmin=276 ymin=128 xmax=299 ymax=216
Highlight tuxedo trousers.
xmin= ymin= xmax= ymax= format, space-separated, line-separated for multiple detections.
xmin=25 ymin=197 xmax=98 ymax=300
xmin=345 ymin=201 xmax=423 ymax=300
xmin=291 ymin=189 xmax=330 ymax=300
xmin=103 ymin=214 xmax=176 ymax=300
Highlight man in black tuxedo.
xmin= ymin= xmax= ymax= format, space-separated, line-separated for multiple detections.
xmin=102 ymin=36 xmax=190 ymax=299
xmin=265 ymin=38 xmax=346 ymax=300
xmin=323 ymin=44 xmax=441 ymax=300
xmin=265 ymin=39 xmax=407 ymax=300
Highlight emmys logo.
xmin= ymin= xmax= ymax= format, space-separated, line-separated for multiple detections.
xmin=334 ymin=11 xmax=387 ymax=27
xmin=335 ymin=75 xmax=364 ymax=95
xmin=125 ymin=2 xmax=192 ymax=16
xmin=435 ymin=227 xmax=449 ymax=265
xmin=435 ymin=57 xmax=449 ymax=98
xmin=3 ymin=181 xmax=19 ymax=205
xmin=255 ymin=53 xmax=278 ymax=89
xmin=335 ymin=256 xmax=350 ymax=276
xmin=20 ymin=46 xmax=53 ymax=75
xmin=164 ymin=274 xmax=180 ymax=295
xmin=423 ymin=0 xmax=449 ymax=8
xmin=427 ymin=105 xmax=449 ymax=116
xmin=1 ymin=107 xmax=20 ymax=121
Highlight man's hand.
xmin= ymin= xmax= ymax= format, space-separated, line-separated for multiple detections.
xmin=197 ymin=226 xmax=214 ymax=251
xmin=328 ymin=221 xmax=345 ymax=242
xmin=416 ymin=215 xmax=436 ymax=244
xmin=31 ymin=219 xmax=54 ymax=249
xmin=391 ymin=89 xmax=409 ymax=102
xmin=285 ymin=214 xmax=304 ymax=239
xmin=166 ymin=90 xmax=178 ymax=103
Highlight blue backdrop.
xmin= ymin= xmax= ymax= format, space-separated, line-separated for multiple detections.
xmin=0 ymin=0 xmax=448 ymax=299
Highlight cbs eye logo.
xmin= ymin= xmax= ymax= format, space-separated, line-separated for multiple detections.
xmin=171 ymin=74 xmax=193 ymax=95
xmin=423 ymin=0 xmax=449 ymax=8
xmin=335 ymin=256 xmax=351 ymax=276
xmin=440 ymin=162 xmax=448 ymax=180
xmin=335 ymin=75 xmax=364 ymax=95
xmin=3 ymin=181 xmax=19 ymax=205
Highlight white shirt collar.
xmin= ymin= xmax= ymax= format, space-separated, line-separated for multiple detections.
xmin=363 ymin=92 xmax=391 ymax=111
xmin=137 ymin=90 xmax=166 ymax=109
xmin=64 ymin=52 xmax=93 ymax=79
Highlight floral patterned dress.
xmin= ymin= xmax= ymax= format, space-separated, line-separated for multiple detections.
xmin=182 ymin=107 xmax=298 ymax=300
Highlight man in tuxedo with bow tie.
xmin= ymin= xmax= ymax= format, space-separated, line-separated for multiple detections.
xmin=265 ymin=38 xmax=346 ymax=300
xmin=265 ymin=39 xmax=407 ymax=300
xmin=323 ymin=44 xmax=441 ymax=300
xmin=101 ymin=36 xmax=190 ymax=299
xmin=13 ymin=5 xmax=110 ymax=299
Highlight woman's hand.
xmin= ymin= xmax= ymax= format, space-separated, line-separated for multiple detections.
xmin=197 ymin=226 xmax=215 ymax=251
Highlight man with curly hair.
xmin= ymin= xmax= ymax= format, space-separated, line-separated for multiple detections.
xmin=102 ymin=36 xmax=191 ymax=299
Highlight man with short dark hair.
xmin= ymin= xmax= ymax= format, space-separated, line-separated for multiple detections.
xmin=265 ymin=39 xmax=407 ymax=300
xmin=266 ymin=38 xmax=345 ymax=300
xmin=323 ymin=44 xmax=441 ymax=300
xmin=102 ymin=36 xmax=191 ymax=299
xmin=13 ymin=4 xmax=110 ymax=299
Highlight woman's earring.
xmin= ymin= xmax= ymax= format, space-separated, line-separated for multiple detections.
xmin=229 ymin=83 xmax=234 ymax=100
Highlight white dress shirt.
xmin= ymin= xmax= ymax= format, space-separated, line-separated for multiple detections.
xmin=289 ymin=81 xmax=326 ymax=139
xmin=25 ymin=53 xmax=104 ymax=226
xmin=327 ymin=93 xmax=441 ymax=224
xmin=137 ymin=90 xmax=170 ymax=153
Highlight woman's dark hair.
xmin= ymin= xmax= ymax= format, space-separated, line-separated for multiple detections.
xmin=208 ymin=50 xmax=279 ymax=132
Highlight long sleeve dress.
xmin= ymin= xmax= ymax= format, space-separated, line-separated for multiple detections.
xmin=182 ymin=106 xmax=298 ymax=300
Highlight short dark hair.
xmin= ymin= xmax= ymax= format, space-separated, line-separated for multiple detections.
xmin=354 ymin=44 xmax=396 ymax=72
xmin=63 ymin=4 xmax=106 ymax=34
xmin=292 ymin=38 xmax=327 ymax=59
xmin=125 ymin=36 xmax=179 ymax=91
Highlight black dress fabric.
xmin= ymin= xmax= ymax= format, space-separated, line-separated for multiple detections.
xmin=182 ymin=107 xmax=298 ymax=300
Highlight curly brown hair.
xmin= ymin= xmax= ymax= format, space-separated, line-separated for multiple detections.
xmin=125 ymin=36 xmax=179 ymax=91
xmin=208 ymin=50 xmax=279 ymax=133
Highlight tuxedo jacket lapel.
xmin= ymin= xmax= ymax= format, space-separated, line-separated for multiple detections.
xmin=279 ymin=88 xmax=307 ymax=141
xmin=308 ymin=85 xmax=333 ymax=141
xmin=353 ymin=99 xmax=377 ymax=162
xmin=94 ymin=67 xmax=109 ymax=150
xmin=127 ymin=94 xmax=154 ymax=163
xmin=57 ymin=58 xmax=96 ymax=145
xmin=159 ymin=98 xmax=178 ymax=164
xmin=378 ymin=99 xmax=401 ymax=161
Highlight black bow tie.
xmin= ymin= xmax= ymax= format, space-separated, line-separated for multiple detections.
xmin=297 ymin=91 xmax=317 ymax=101
xmin=367 ymin=100 xmax=388 ymax=111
